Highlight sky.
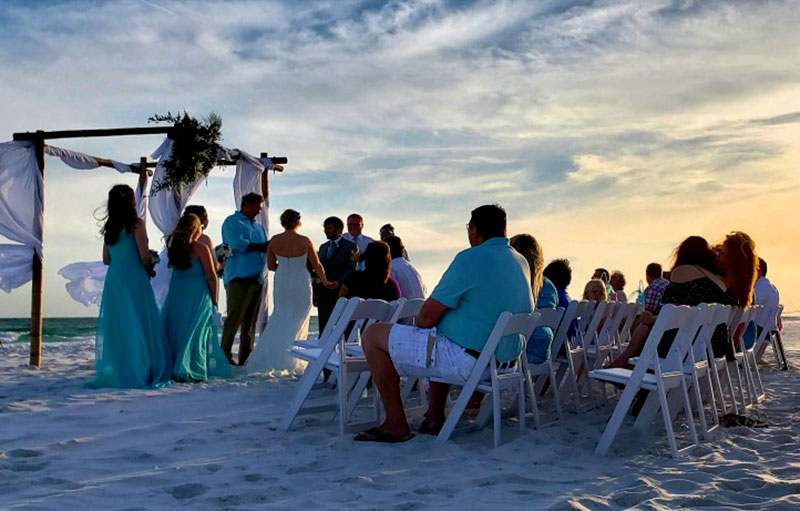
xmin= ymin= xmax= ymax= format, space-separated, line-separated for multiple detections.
xmin=0 ymin=0 xmax=799 ymax=317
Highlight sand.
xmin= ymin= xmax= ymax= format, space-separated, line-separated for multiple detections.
xmin=1 ymin=318 xmax=799 ymax=510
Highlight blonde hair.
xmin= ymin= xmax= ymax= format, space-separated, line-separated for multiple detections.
xmin=510 ymin=233 xmax=544 ymax=297
xmin=168 ymin=213 xmax=201 ymax=270
xmin=583 ymin=279 xmax=608 ymax=301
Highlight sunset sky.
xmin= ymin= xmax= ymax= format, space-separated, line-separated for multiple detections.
xmin=1 ymin=0 xmax=798 ymax=317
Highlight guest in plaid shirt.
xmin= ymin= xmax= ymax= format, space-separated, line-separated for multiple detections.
xmin=643 ymin=262 xmax=670 ymax=313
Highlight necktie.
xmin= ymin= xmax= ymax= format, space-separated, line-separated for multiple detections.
xmin=353 ymin=235 xmax=360 ymax=250
xmin=326 ymin=242 xmax=335 ymax=259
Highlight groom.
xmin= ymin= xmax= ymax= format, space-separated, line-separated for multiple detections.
xmin=315 ymin=216 xmax=357 ymax=334
xmin=221 ymin=193 xmax=268 ymax=366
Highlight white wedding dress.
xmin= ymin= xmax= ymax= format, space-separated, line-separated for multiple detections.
xmin=246 ymin=255 xmax=311 ymax=374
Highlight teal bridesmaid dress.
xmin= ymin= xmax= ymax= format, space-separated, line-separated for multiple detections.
xmin=162 ymin=258 xmax=231 ymax=381
xmin=92 ymin=231 xmax=172 ymax=388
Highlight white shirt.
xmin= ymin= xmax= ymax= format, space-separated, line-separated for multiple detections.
xmin=754 ymin=277 xmax=780 ymax=328
xmin=343 ymin=232 xmax=373 ymax=255
xmin=390 ymin=257 xmax=426 ymax=300
xmin=610 ymin=289 xmax=627 ymax=303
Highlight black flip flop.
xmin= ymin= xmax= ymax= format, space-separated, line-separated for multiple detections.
xmin=354 ymin=427 xmax=414 ymax=443
xmin=417 ymin=421 xmax=443 ymax=436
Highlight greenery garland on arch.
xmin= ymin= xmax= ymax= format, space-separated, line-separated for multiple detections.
xmin=148 ymin=111 xmax=222 ymax=194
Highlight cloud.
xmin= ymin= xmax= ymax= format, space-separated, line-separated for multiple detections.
xmin=1 ymin=0 xmax=799 ymax=314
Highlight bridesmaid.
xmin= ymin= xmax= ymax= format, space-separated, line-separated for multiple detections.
xmin=92 ymin=184 xmax=171 ymax=388
xmin=162 ymin=213 xmax=231 ymax=381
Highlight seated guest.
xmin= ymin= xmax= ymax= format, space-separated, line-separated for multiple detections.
xmin=643 ymin=262 xmax=669 ymax=314
xmin=380 ymin=223 xmax=409 ymax=259
xmin=609 ymin=271 xmax=627 ymax=302
xmin=583 ymin=279 xmax=608 ymax=302
xmin=354 ymin=204 xmax=534 ymax=442
xmin=593 ymin=267 xmax=612 ymax=296
xmin=609 ymin=236 xmax=737 ymax=369
xmin=340 ymin=241 xmax=401 ymax=301
xmin=716 ymin=232 xmax=758 ymax=350
xmin=511 ymin=234 xmax=557 ymax=364
xmin=753 ymin=257 xmax=782 ymax=331
xmin=543 ymin=258 xmax=572 ymax=309
xmin=385 ymin=236 xmax=426 ymax=299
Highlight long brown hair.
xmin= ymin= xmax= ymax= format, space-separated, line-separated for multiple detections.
xmin=167 ymin=214 xmax=201 ymax=270
xmin=717 ymin=231 xmax=758 ymax=307
xmin=361 ymin=241 xmax=391 ymax=283
xmin=100 ymin=184 xmax=138 ymax=246
xmin=671 ymin=236 xmax=720 ymax=274
xmin=510 ymin=234 xmax=544 ymax=297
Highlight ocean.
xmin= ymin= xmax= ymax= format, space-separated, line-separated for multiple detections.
xmin=0 ymin=316 xmax=320 ymax=344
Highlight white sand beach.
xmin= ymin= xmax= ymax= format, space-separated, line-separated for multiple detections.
xmin=2 ymin=319 xmax=799 ymax=510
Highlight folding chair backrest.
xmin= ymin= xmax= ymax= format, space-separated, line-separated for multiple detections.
xmin=730 ymin=306 xmax=759 ymax=346
xmin=551 ymin=301 xmax=579 ymax=356
xmin=344 ymin=299 xmax=398 ymax=343
xmin=318 ymin=298 xmax=363 ymax=352
xmin=633 ymin=304 xmax=696 ymax=377
xmin=390 ymin=297 xmax=425 ymax=325
xmin=616 ymin=302 xmax=638 ymax=343
xmin=481 ymin=311 xmax=541 ymax=363
xmin=661 ymin=304 xmax=706 ymax=371
xmin=319 ymin=297 xmax=348 ymax=340
xmin=602 ymin=301 xmax=629 ymax=344
xmin=534 ymin=307 xmax=565 ymax=332
xmin=582 ymin=301 xmax=614 ymax=349
xmin=690 ymin=304 xmax=731 ymax=363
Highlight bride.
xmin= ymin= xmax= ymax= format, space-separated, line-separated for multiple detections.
xmin=246 ymin=209 xmax=336 ymax=374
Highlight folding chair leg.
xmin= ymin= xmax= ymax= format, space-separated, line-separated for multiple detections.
xmin=709 ymin=361 xmax=728 ymax=416
xmin=280 ymin=356 xmax=329 ymax=432
xmin=549 ymin=363 xmax=564 ymax=421
xmin=656 ymin=383 xmax=680 ymax=458
xmin=523 ymin=360 xmax=542 ymax=429
xmin=492 ymin=382 xmax=502 ymax=448
xmin=437 ymin=380 xmax=481 ymax=444
xmin=705 ymin=371 xmax=720 ymax=432
xmin=595 ymin=385 xmax=638 ymax=456
xmin=680 ymin=379 xmax=699 ymax=447
xmin=722 ymin=363 xmax=739 ymax=415
xmin=518 ymin=377 xmax=526 ymax=436
xmin=690 ymin=373 xmax=710 ymax=440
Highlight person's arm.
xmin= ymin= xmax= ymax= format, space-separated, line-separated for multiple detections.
xmin=416 ymin=298 xmax=448 ymax=328
xmin=339 ymin=283 xmax=352 ymax=298
xmin=267 ymin=241 xmax=277 ymax=271
xmin=308 ymin=240 xmax=335 ymax=288
xmin=222 ymin=217 xmax=266 ymax=253
xmin=133 ymin=220 xmax=152 ymax=269
xmin=197 ymin=245 xmax=219 ymax=306
xmin=102 ymin=243 xmax=110 ymax=265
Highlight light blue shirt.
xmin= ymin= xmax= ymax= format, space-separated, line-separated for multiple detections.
xmin=221 ymin=211 xmax=267 ymax=286
xmin=431 ymin=237 xmax=534 ymax=362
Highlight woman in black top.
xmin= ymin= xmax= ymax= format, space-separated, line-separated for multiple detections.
xmin=340 ymin=241 xmax=401 ymax=301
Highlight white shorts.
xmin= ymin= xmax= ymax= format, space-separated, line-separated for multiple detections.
xmin=388 ymin=324 xmax=476 ymax=382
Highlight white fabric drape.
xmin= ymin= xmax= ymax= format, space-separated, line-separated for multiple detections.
xmin=0 ymin=141 xmax=43 ymax=293
xmin=45 ymin=145 xmax=133 ymax=173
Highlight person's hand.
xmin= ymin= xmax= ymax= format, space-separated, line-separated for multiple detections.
xmin=324 ymin=280 xmax=338 ymax=290
xmin=641 ymin=310 xmax=656 ymax=326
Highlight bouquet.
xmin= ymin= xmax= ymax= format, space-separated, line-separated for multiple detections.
xmin=215 ymin=243 xmax=232 ymax=262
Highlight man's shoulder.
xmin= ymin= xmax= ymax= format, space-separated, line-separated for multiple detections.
xmin=222 ymin=212 xmax=241 ymax=225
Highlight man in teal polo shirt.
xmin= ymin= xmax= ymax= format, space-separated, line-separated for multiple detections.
xmin=220 ymin=193 xmax=268 ymax=365
xmin=355 ymin=204 xmax=534 ymax=443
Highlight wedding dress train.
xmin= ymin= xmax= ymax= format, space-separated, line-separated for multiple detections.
xmin=246 ymin=255 xmax=311 ymax=374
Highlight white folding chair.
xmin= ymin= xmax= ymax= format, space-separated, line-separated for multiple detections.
xmin=755 ymin=304 xmax=787 ymax=369
xmin=630 ymin=304 xmax=730 ymax=441
xmin=589 ymin=305 xmax=700 ymax=457
xmin=522 ymin=307 xmax=565 ymax=428
xmin=435 ymin=311 xmax=541 ymax=447
xmin=554 ymin=300 xmax=596 ymax=412
xmin=614 ymin=302 xmax=638 ymax=353
xmin=292 ymin=297 xmax=348 ymax=349
xmin=281 ymin=298 xmax=396 ymax=434
xmin=734 ymin=305 xmax=766 ymax=405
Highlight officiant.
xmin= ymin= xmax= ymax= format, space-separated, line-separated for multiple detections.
xmin=314 ymin=216 xmax=357 ymax=333
xmin=220 ymin=193 xmax=268 ymax=366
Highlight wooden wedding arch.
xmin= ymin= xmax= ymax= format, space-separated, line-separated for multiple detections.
xmin=11 ymin=126 xmax=286 ymax=367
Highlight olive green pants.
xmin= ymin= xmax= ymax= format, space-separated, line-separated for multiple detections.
xmin=221 ymin=276 xmax=263 ymax=365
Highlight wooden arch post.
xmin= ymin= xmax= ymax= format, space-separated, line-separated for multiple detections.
xmin=30 ymin=132 xmax=45 ymax=367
